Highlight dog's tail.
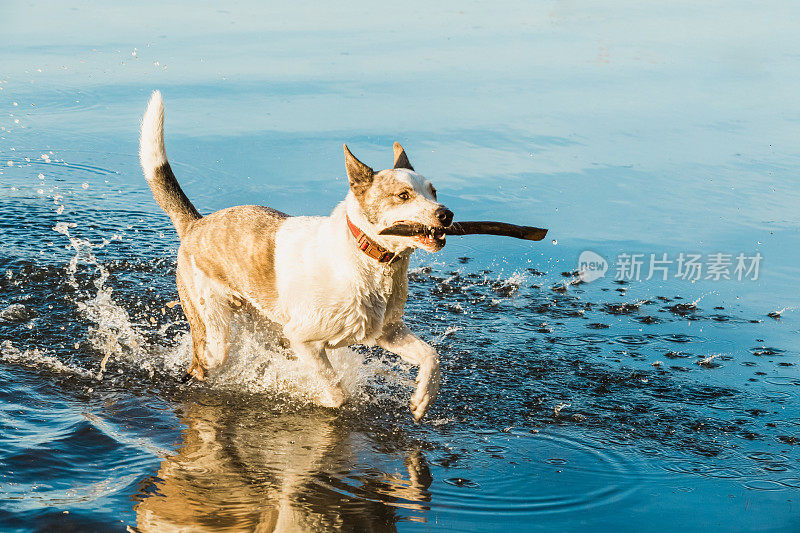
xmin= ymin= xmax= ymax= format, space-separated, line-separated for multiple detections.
xmin=139 ymin=91 xmax=201 ymax=238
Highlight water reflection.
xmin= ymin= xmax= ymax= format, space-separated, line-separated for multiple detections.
xmin=132 ymin=398 xmax=432 ymax=532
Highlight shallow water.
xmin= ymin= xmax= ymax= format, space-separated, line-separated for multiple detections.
xmin=2 ymin=1 xmax=800 ymax=531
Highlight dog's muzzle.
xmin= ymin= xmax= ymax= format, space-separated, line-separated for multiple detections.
xmin=379 ymin=221 xmax=448 ymax=249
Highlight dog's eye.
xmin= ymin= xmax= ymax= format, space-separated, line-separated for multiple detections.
xmin=398 ymin=192 xmax=411 ymax=201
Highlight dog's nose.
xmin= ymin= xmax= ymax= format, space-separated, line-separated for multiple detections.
xmin=436 ymin=206 xmax=454 ymax=227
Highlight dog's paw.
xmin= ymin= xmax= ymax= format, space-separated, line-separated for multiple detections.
xmin=410 ymin=364 xmax=440 ymax=421
xmin=410 ymin=400 xmax=429 ymax=421
xmin=318 ymin=384 xmax=346 ymax=408
xmin=410 ymin=391 xmax=436 ymax=421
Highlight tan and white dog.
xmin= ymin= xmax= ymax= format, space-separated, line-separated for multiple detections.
xmin=139 ymin=91 xmax=453 ymax=420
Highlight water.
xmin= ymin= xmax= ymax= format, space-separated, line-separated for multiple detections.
xmin=2 ymin=1 xmax=800 ymax=531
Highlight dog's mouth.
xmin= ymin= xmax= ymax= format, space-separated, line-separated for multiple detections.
xmin=382 ymin=221 xmax=447 ymax=248
xmin=412 ymin=229 xmax=446 ymax=247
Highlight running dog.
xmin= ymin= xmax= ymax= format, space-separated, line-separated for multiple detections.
xmin=139 ymin=91 xmax=452 ymax=420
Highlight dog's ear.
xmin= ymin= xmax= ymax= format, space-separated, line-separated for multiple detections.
xmin=344 ymin=144 xmax=374 ymax=196
xmin=392 ymin=142 xmax=414 ymax=171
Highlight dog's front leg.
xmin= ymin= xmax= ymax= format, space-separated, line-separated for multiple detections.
xmin=289 ymin=339 xmax=346 ymax=408
xmin=378 ymin=323 xmax=440 ymax=421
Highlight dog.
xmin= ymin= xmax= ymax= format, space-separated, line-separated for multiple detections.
xmin=139 ymin=91 xmax=453 ymax=420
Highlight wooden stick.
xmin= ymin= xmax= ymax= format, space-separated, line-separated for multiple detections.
xmin=378 ymin=221 xmax=548 ymax=241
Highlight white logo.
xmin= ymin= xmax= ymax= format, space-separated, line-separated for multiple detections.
xmin=578 ymin=251 xmax=608 ymax=283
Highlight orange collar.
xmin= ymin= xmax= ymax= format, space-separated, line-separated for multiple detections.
xmin=346 ymin=215 xmax=397 ymax=264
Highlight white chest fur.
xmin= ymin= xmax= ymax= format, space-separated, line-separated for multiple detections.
xmin=272 ymin=210 xmax=407 ymax=348
xmin=340 ymin=264 xmax=403 ymax=346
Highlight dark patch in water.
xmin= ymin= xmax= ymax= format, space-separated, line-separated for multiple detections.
xmin=664 ymin=351 xmax=692 ymax=359
xmin=750 ymin=347 xmax=785 ymax=357
xmin=444 ymin=477 xmax=479 ymax=488
xmin=603 ymin=303 xmax=641 ymax=315
xmin=666 ymin=303 xmax=698 ymax=317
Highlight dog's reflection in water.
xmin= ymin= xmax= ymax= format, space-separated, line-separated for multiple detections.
xmin=132 ymin=400 xmax=432 ymax=532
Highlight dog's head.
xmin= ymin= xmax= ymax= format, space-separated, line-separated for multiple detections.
xmin=344 ymin=143 xmax=453 ymax=253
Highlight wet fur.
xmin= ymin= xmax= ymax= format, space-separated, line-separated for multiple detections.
xmin=139 ymin=91 xmax=451 ymax=420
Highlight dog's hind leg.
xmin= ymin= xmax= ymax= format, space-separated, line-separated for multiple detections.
xmin=194 ymin=293 xmax=232 ymax=378
xmin=177 ymin=272 xmax=207 ymax=380
xmin=178 ymin=271 xmax=232 ymax=380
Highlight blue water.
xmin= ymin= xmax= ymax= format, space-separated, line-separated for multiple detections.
xmin=2 ymin=1 xmax=800 ymax=531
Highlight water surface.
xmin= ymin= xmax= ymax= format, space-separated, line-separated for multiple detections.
xmin=2 ymin=1 xmax=800 ymax=531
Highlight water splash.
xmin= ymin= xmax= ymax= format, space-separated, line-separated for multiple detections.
xmin=204 ymin=314 xmax=410 ymax=407
xmin=0 ymin=340 xmax=93 ymax=378
xmin=767 ymin=306 xmax=793 ymax=319
xmin=690 ymin=291 xmax=717 ymax=308
xmin=697 ymin=353 xmax=722 ymax=368
xmin=54 ymin=221 xmax=145 ymax=379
